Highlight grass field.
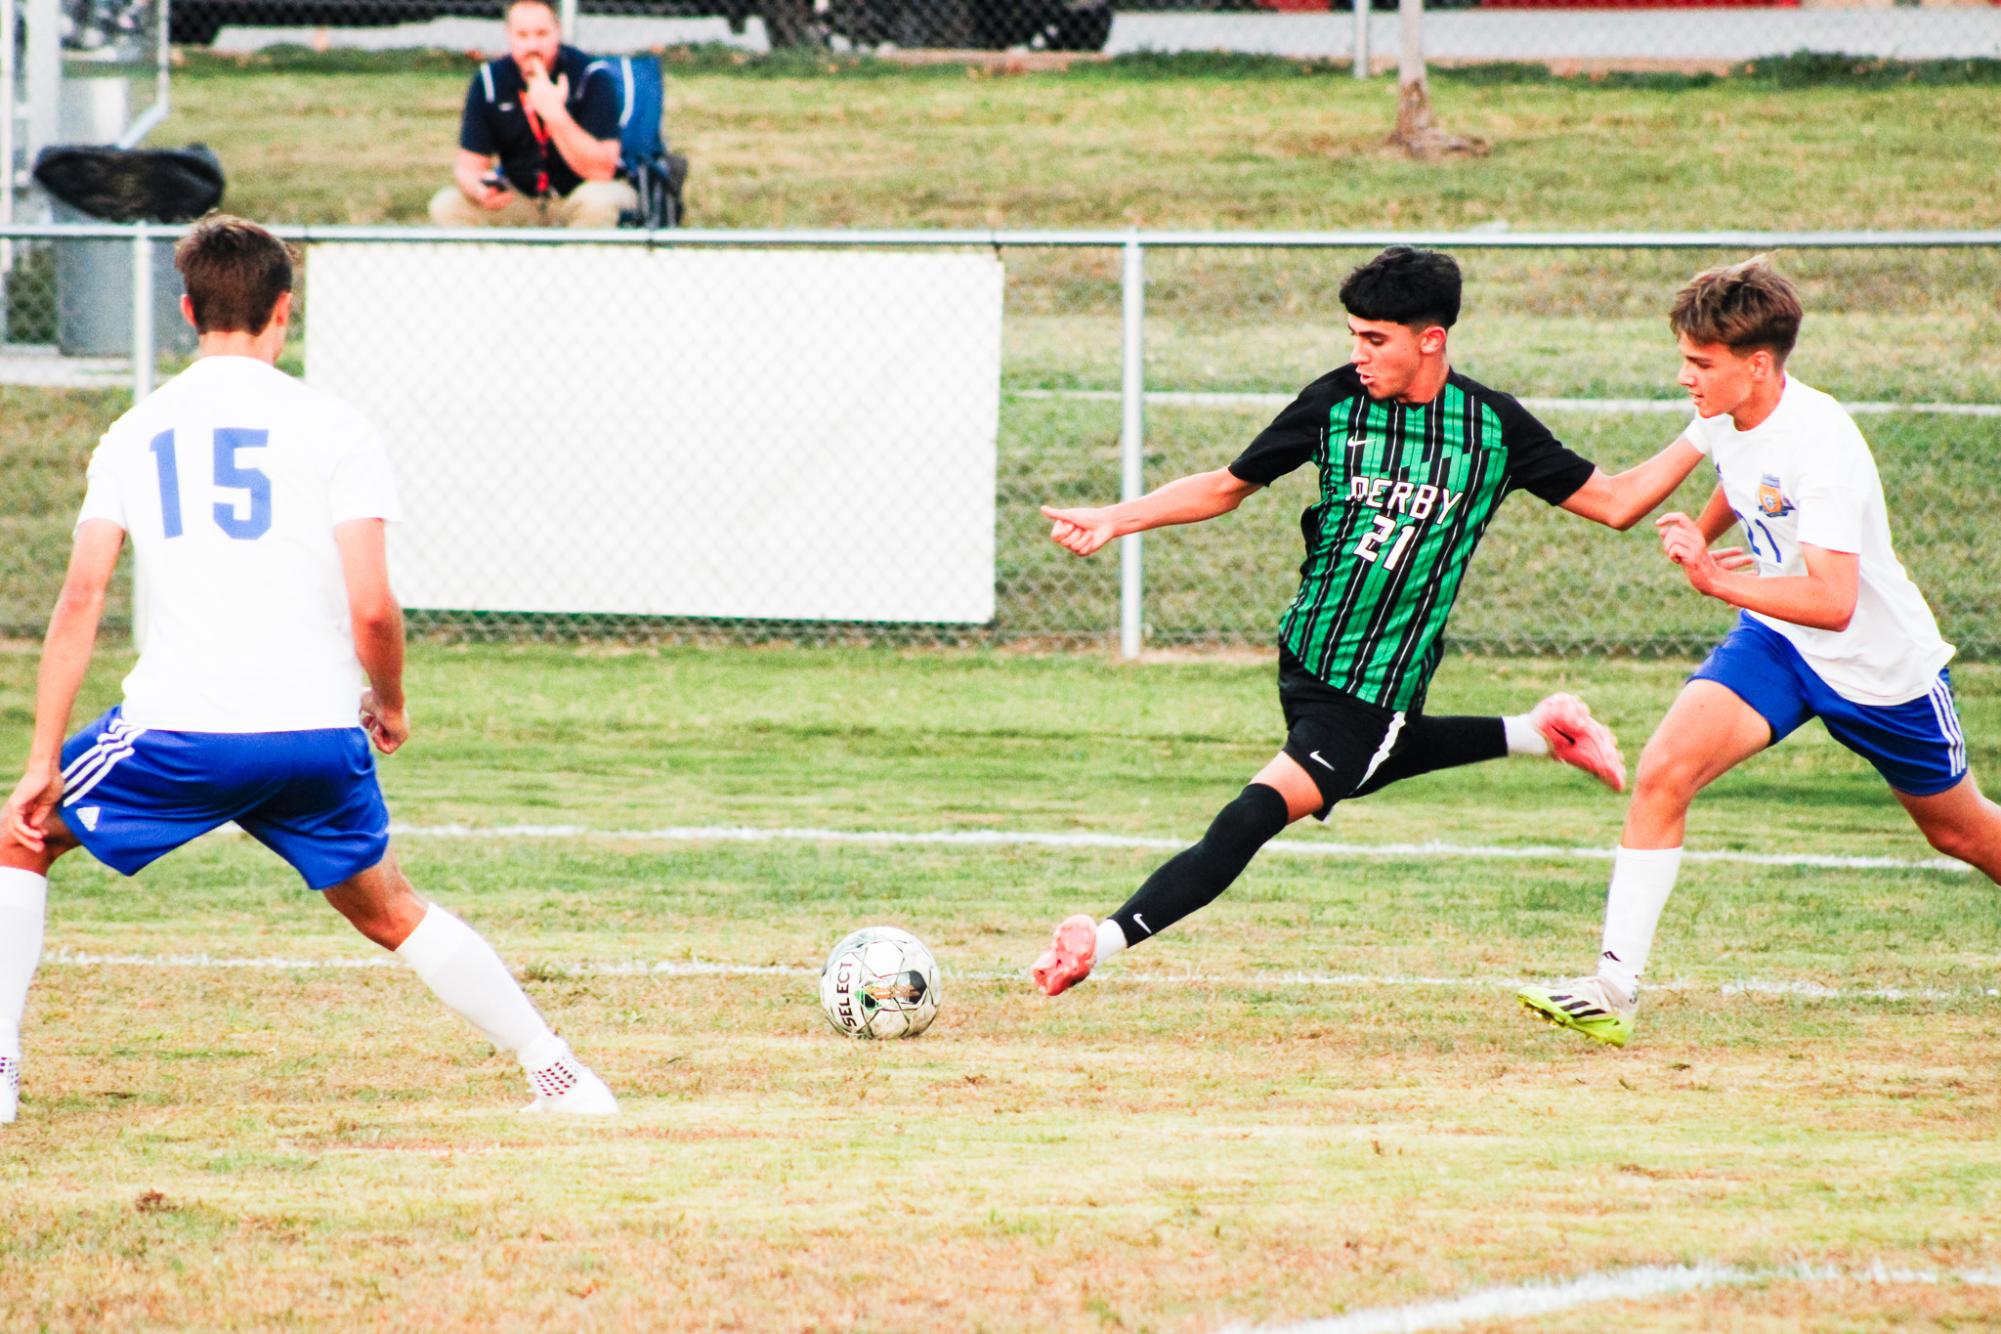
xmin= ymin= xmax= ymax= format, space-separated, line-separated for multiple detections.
xmin=171 ymin=50 xmax=2001 ymax=234
xmin=3 ymin=55 xmax=1996 ymax=1329
xmin=132 ymin=49 xmax=2001 ymax=407
xmin=7 ymin=54 xmax=1997 ymax=654
xmin=5 ymin=645 xmax=2000 ymax=1330
xmin=154 ymin=48 xmax=2001 ymax=405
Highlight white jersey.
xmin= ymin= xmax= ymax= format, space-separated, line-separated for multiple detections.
xmin=76 ymin=355 xmax=401 ymax=732
xmin=1684 ymin=375 xmax=1950 ymax=707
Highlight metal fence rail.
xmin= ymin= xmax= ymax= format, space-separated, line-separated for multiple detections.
xmin=1 ymin=222 xmax=1995 ymax=660
xmin=181 ymin=0 xmax=2001 ymax=67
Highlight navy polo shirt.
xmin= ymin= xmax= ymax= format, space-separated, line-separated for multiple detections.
xmin=459 ymin=44 xmax=622 ymax=198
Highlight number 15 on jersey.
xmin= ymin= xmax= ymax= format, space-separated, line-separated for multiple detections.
xmin=149 ymin=427 xmax=273 ymax=541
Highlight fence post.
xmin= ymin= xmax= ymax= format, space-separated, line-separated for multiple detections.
xmin=132 ymin=221 xmax=154 ymax=401
xmin=1119 ymin=233 xmax=1145 ymax=660
xmin=1353 ymin=0 xmax=1370 ymax=78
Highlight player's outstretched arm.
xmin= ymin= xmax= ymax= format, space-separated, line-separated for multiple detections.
xmin=1041 ymin=468 xmax=1261 ymax=558
xmin=334 ymin=519 xmax=409 ymax=755
xmin=6 ymin=520 xmax=123 ymax=851
xmin=1557 ymin=437 xmax=1705 ymax=531
xmin=1656 ymin=512 xmax=1858 ymax=631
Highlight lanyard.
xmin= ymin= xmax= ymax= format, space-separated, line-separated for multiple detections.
xmin=522 ymin=98 xmax=552 ymax=197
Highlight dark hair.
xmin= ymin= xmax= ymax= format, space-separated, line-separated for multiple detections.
xmin=173 ymin=214 xmax=294 ymax=336
xmin=1339 ymin=246 xmax=1462 ymax=330
xmin=1669 ymin=255 xmax=1801 ymax=364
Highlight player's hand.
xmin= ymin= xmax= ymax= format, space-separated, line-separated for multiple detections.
xmin=360 ymin=691 xmax=410 ymax=756
xmin=523 ymin=65 xmax=568 ymax=122
xmin=1040 ymin=504 xmax=1117 ymax=558
xmin=1655 ymin=511 xmax=1703 ymax=563
xmin=3 ymin=762 xmax=62 ymax=853
xmin=478 ymin=183 xmax=513 ymax=211
xmin=1656 ymin=511 xmax=1726 ymax=594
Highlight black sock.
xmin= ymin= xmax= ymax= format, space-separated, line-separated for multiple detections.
xmin=1347 ymin=715 xmax=1506 ymax=799
xmin=1108 ymin=783 xmax=1291 ymax=948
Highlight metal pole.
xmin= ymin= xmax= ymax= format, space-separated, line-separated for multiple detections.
xmin=25 ymin=0 xmax=56 ymax=168
xmin=114 ymin=0 xmax=173 ymax=149
xmin=1352 ymin=0 xmax=1369 ymax=79
xmin=559 ymin=0 xmax=579 ymax=40
xmin=132 ymin=220 xmax=154 ymax=400
xmin=2 ymin=0 xmax=18 ymax=284
xmin=1118 ymin=234 xmax=1145 ymax=660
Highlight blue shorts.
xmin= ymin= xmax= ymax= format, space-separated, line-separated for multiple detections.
xmin=1691 ymin=614 xmax=1968 ymax=797
xmin=58 ymin=707 xmax=391 ymax=890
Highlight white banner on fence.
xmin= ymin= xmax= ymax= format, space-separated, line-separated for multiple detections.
xmin=305 ymin=245 xmax=1002 ymax=623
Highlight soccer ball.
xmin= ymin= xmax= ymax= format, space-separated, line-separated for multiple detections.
xmin=819 ymin=926 xmax=941 ymax=1040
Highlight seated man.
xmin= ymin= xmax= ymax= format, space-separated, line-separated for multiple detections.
xmin=428 ymin=0 xmax=637 ymax=229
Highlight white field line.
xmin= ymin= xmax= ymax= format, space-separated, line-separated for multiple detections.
xmin=1234 ymin=1261 xmax=2001 ymax=1334
xmin=48 ymin=825 xmax=1984 ymax=996
xmin=38 ymin=948 xmax=1996 ymax=1003
xmin=384 ymin=820 xmax=1973 ymax=876
xmin=1014 ymin=388 xmax=2001 ymax=417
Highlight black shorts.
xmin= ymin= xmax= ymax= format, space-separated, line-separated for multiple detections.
xmin=1277 ymin=646 xmax=1407 ymax=821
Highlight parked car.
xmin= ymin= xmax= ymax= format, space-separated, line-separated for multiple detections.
xmin=797 ymin=0 xmax=1115 ymax=48
xmin=167 ymin=0 xmax=1115 ymax=50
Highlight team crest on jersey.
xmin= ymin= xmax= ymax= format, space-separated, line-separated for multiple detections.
xmin=1756 ymin=474 xmax=1793 ymax=518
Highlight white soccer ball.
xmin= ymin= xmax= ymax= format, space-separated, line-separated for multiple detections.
xmin=819 ymin=926 xmax=941 ymax=1040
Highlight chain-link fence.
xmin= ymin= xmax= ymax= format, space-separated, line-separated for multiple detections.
xmin=160 ymin=0 xmax=2001 ymax=64
xmin=4 ymin=0 xmax=171 ymax=296
xmin=0 ymin=224 xmax=1996 ymax=662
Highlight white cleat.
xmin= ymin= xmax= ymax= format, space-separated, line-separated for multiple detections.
xmin=1 ymin=1054 xmax=19 ymax=1125
xmin=1518 ymin=975 xmax=1637 ymax=1047
xmin=520 ymin=1039 xmax=619 ymax=1116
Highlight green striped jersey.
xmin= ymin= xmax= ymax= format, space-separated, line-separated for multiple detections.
xmin=1228 ymin=365 xmax=1594 ymax=712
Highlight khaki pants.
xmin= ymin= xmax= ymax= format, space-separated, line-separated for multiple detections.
xmin=428 ymin=179 xmax=639 ymax=229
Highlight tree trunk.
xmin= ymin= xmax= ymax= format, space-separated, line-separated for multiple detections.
xmin=761 ymin=0 xmax=827 ymax=49
xmin=1386 ymin=0 xmax=1488 ymax=160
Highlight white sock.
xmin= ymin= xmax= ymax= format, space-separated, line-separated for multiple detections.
xmin=516 ymin=1031 xmax=571 ymax=1073
xmin=1597 ymin=846 xmax=1684 ymax=1001
xmin=393 ymin=904 xmax=553 ymax=1058
xmin=0 ymin=869 xmax=49 ymax=1059
xmin=1095 ymin=917 xmax=1127 ymax=961
xmin=1503 ymin=715 xmax=1549 ymax=758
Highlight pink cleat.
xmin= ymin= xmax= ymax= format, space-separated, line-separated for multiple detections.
xmin=1032 ymin=914 xmax=1098 ymax=996
xmin=1529 ymin=692 xmax=1627 ymax=793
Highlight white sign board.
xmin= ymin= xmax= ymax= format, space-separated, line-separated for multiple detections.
xmin=305 ymin=245 xmax=1002 ymax=623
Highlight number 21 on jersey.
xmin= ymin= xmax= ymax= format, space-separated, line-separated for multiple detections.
xmin=1353 ymin=514 xmax=1416 ymax=571
xmin=149 ymin=428 xmax=272 ymax=540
